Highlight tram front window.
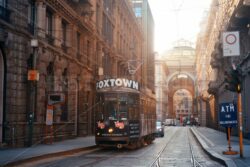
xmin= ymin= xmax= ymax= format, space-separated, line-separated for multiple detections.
xmin=104 ymin=100 xmax=128 ymax=121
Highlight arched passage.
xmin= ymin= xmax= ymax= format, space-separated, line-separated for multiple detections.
xmin=0 ymin=50 xmax=4 ymax=143
xmin=167 ymin=73 xmax=196 ymax=124
xmin=173 ymin=89 xmax=193 ymax=124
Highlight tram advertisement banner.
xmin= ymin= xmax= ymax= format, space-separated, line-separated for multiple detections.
xmin=129 ymin=120 xmax=140 ymax=138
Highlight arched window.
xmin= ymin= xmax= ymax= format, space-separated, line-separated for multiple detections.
xmin=46 ymin=62 xmax=54 ymax=92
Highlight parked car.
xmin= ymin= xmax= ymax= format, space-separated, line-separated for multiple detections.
xmin=155 ymin=121 xmax=164 ymax=137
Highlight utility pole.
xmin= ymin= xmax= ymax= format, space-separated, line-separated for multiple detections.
xmin=224 ymin=67 xmax=243 ymax=157
xmin=237 ymin=85 xmax=243 ymax=158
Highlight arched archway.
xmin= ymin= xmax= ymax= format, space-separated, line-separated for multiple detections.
xmin=167 ymin=73 xmax=196 ymax=124
xmin=173 ymin=89 xmax=193 ymax=124
xmin=0 ymin=49 xmax=4 ymax=143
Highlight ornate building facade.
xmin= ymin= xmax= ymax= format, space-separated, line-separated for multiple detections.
xmin=155 ymin=53 xmax=168 ymax=122
xmin=196 ymin=0 xmax=250 ymax=138
xmin=0 ymin=0 xmax=153 ymax=147
xmin=131 ymin=0 xmax=155 ymax=92
xmin=162 ymin=39 xmax=197 ymax=124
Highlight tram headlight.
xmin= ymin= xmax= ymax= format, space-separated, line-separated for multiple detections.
xmin=108 ymin=128 xmax=114 ymax=133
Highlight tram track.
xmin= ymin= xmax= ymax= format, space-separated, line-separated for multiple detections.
xmin=150 ymin=127 xmax=180 ymax=167
xmin=188 ymin=129 xmax=203 ymax=167
xmin=78 ymin=150 xmax=119 ymax=167
xmin=10 ymin=127 xmax=225 ymax=167
xmin=150 ymin=127 xmax=224 ymax=167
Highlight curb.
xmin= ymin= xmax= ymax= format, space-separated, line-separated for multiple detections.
xmin=3 ymin=145 xmax=97 ymax=167
xmin=190 ymin=127 xmax=237 ymax=167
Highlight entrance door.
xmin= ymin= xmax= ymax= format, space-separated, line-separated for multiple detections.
xmin=0 ymin=51 xmax=4 ymax=143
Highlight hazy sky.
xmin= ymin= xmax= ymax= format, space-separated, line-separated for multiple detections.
xmin=148 ymin=0 xmax=212 ymax=54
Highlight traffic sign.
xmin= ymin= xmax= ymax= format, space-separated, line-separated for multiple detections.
xmin=219 ymin=103 xmax=237 ymax=127
xmin=222 ymin=31 xmax=240 ymax=56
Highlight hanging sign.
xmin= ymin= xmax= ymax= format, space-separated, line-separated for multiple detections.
xmin=96 ymin=78 xmax=139 ymax=91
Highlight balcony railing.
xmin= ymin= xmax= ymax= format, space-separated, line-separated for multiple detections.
xmin=0 ymin=5 xmax=11 ymax=22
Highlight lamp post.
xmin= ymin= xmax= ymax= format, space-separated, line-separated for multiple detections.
xmin=27 ymin=39 xmax=38 ymax=146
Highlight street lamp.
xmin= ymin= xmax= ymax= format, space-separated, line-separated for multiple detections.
xmin=27 ymin=39 xmax=39 ymax=147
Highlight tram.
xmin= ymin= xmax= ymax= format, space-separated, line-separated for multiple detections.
xmin=95 ymin=78 xmax=156 ymax=149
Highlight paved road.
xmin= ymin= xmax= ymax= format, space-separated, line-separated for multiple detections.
xmin=15 ymin=127 xmax=224 ymax=167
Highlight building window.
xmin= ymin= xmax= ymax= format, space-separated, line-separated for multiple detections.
xmin=77 ymin=32 xmax=81 ymax=60
xmin=102 ymin=15 xmax=113 ymax=45
xmin=96 ymin=5 xmax=101 ymax=34
xmin=46 ymin=62 xmax=54 ymax=92
xmin=61 ymin=20 xmax=67 ymax=52
xmin=28 ymin=0 xmax=35 ymax=34
xmin=0 ymin=0 xmax=10 ymax=22
xmin=104 ymin=0 xmax=113 ymax=16
xmin=103 ymin=54 xmax=111 ymax=77
xmin=134 ymin=7 xmax=142 ymax=17
xmin=0 ymin=0 xmax=6 ymax=7
xmin=46 ymin=9 xmax=53 ymax=44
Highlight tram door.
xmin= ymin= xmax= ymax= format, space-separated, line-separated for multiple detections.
xmin=0 ymin=51 xmax=4 ymax=143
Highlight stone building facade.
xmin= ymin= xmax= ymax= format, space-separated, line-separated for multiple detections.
xmin=196 ymin=0 xmax=250 ymax=138
xmin=162 ymin=40 xmax=197 ymax=124
xmin=131 ymin=0 xmax=155 ymax=92
xmin=0 ymin=0 xmax=151 ymax=147
xmin=155 ymin=53 xmax=168 ymax=122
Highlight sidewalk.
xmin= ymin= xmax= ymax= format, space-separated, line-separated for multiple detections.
xmin=0 ymin=136 xmax=96 ymax=166
xmin=191 ymin=127 xmax=250 ymax=167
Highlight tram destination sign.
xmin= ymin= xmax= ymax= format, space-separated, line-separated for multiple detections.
xmin=219 ymin=102 xmax=237 ymax=127
xmin=96 ymin=78 xmax=139 ymax=91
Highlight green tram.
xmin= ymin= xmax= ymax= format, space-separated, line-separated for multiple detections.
xmin=95 ymin=78 xmax=156 ymax=149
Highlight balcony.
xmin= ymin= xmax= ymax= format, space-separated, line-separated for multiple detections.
xmin=0 ymin=5 xmax=11 ymax=23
